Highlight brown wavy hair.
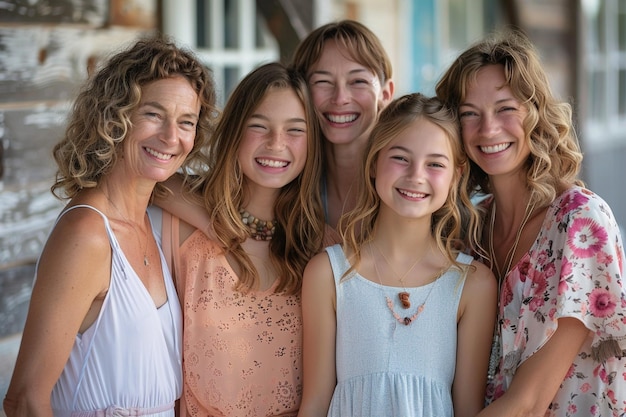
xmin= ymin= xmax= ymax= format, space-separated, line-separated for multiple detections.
xmin=291 ymin=19 xmax=393 ymax=163
xmin=435 ymin=30 xmax=584 ymax=208
xmin=291 ymin=19 xmax=392 ymax=85
xmin=190 ymin=62 xmax=325 ymax=295
xmin=340 ymin=93 xmax=480 ymax=273
xmin=51 ymin=35 xmax=218 ymax=200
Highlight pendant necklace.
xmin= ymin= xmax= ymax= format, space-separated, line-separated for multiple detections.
xmin=487 ymin=199 xmax=536 ymax=380
xmin=373 ymin=242 xmax=427 ymax=309
xmin=104 ymin=193 xmax=150 ymax=267
xmin=369 ymin=243 xmax=438 ymax=325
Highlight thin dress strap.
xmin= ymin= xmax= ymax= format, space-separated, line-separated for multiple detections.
xmin=54 ymin=205 xmax=118 ymax=410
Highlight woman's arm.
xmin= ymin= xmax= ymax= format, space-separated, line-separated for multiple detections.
xmin=453 ymin=261 xmax=498 ymax=417
xmin=154 ymin=174 xmax=211 ymax=234
xmin=475 ymin=318 xmax=589 ymax=417
xmin=3 ymin=209 xmax=111 ymax=417
xmin=297 ymin=252 xmax=338 ymax=417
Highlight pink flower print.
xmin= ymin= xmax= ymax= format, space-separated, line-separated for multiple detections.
xmin=589 ymin=288 xmax=617 ymax=318
xmin=607 ymin=389 xmax=617 ymax=404
xmin=531 ymin=272 xmax=548 ymax=295
xmin=518 ymin=260 xmax=530 ymax=277
xmin=572 ymin=280 xmax=583 ymax=292
xmin=595 ymin=365 xmax=611 ymax=383
xmin=568 ymin=218 xmax=608 ymax=258
xmin=544 ymin=262 xmax=557 ymax=279
xmin=580 ymin=382 xmax=592 ymax=393
xmin=491 ymin=383 xmax=506 ymax=400
xmin=593 ymin=363 xmax=602 ymax=377
xmin=600 ymin=270 xmax=613 ymax=285
xmin=558 ymin=279 xmax=569 ymax=296
xmin=562 ymin=190 xmax=589 ymax=213
xmin=501 ymin=278 xmax=514 ymax=307
xmin=561 ymin=257 xmax=573 ymax=277
xmin=548 ymin=307 xmax=557 ymax=319
xmin=529 ymin=296 xmax=545 ymax=312
xmin=536 ymin=251 xmax=549 ymax=269
xmin=564 ymin=363 xmax=575 ymax=379
xmin=596 ymin=251 xmax=613 ymax=267
xmin=567 ymin=403 xmax=577 ymax=414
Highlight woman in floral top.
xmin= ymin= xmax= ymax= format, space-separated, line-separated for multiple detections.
xmin=436 ymin=31 xmax=626 ymax=416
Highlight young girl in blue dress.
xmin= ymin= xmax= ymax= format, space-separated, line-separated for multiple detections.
xmin=297 ymin=93 xmax=497 ymax=417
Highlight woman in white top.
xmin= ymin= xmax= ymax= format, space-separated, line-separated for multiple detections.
xmin=3 ymin=36 xmax=218 ymax=417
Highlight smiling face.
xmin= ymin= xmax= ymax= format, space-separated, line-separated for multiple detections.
xmin=458 ymin=64 xmax=530 ymax=180
xmin=238 ymin=87 xmax=308 ymax=195
xmin=307 ymin=40 xmax=393 ymax=147
xmin=122 ymin=76 xmax=200 ymax=183
xmin=374 ymin=117 xmax=455 ymax=221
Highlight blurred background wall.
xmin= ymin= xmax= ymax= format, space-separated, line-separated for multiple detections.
xmin=1 ymin=0 xmax=624 ymax=411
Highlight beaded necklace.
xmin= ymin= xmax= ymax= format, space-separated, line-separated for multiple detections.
xmin=240 ymin=209 xmax=276 ymax=241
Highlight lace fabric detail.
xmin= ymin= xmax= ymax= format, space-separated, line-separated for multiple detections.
xmin=178 ymin=230 xmax=301 ymax=417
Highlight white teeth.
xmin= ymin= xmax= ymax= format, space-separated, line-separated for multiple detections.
xmin=481 ymin=143 xmax=510 ymax=154
xmin=145 ymin=147 xmax=173 ymax=160
xmin=326 ymin=113 xmax=357 ymax=124
xmin=257 ymin=158 xmax=288 ymax=168
xmin=399 ymin=189 xmax=426 ymax=198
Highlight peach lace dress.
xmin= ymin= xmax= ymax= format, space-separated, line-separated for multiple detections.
xmin=170 ymin=217 xmax=302 ymax=417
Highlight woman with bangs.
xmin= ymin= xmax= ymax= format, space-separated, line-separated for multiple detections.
xmin=291 ymin=20 xmax=394 ymax=232
xmin=437 ymin=30 xmax=626 ymax=416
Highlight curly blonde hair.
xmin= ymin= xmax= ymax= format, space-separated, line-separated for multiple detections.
xmin=340 ymin=93 xmax=480 ymax=273
xmin=436 ymin=30 xmax=584 ymax=208
xmin=51 ymin=36 xmax=218 ymax=200
xmin=190 ymin=62 xmax=325 ymax=295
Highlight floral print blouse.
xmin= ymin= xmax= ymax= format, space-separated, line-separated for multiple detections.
xmin=486 ymin=186 xmax=626 ymax=416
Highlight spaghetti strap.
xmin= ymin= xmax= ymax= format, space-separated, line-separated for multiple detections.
xmin=54 ymin=204 xmax=120 ymax=253
xmin=57 ymin=204 xmax=108 ymax=225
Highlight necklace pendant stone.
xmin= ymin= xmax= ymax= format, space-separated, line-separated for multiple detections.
xmin=398 ymin=291 xmax=411 ymax=309
xmin=403 ymin=317 xmax=411 ymax=325
xmin=144 ymin=256 xmax=149 ymax=266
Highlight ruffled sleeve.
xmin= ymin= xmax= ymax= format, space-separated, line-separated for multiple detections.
xmin=550 ymin=187 xmax=626 ymax=361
